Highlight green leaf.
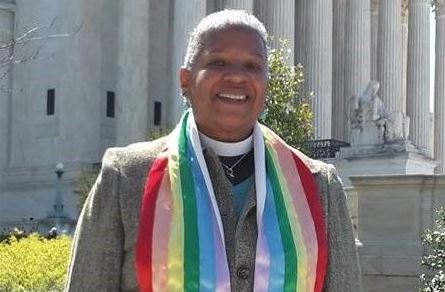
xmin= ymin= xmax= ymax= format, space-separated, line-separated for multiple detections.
xmin=261 ymin=37 xmax=313 ymax=153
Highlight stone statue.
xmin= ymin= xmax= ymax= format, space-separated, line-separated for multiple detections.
xmin=348 ymin=80 xmax=409 ymax=146
xmin=348 ymin=80 xmax=385 ymax=127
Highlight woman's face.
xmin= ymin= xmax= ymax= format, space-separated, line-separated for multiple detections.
xmin=180 ymin=26 xmax=268 ymax=142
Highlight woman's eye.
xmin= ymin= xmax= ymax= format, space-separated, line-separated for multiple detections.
xmin=246 ymin=62 xmax=262 ymax=71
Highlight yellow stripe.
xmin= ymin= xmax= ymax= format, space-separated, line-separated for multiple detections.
xmin=167 ymin=152 xmax=184 ymax=290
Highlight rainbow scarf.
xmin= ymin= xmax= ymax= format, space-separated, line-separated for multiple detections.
xmin=136 ymin=111 xmax=327 ymax=291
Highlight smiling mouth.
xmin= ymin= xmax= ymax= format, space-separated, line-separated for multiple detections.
xmin=217 ymin=93 xmax=248 ymax=101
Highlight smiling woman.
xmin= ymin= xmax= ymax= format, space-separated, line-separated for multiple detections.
xmin=65 ymin=9 xmax=361 ymax=292
xmin=180 ymin=26 xmax=268 ymax=142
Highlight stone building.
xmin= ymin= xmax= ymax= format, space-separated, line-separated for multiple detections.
xmin=0 ymin=0 xmax=445 ymax=289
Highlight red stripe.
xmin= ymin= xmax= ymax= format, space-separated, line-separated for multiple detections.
xmin=135 ymin=155 xmax=168 ymax=292
xmin=292 ymin=154 xmax=328 ymax=292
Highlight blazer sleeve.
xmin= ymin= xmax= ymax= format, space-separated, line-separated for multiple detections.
xmin=322 ymin=166 xmax=363 ymax=292
xmin=65 ymin=148 xmax=124 ymax=292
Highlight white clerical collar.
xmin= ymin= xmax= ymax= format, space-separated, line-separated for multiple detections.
xmin=199 ymin=132 xmax=253 ymax=157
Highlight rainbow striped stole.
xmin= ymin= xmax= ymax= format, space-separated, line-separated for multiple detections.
xmin=136 ymin=111 xmax=327 ymax=291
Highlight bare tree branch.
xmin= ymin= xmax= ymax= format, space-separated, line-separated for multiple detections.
xmin=0 ymin=18 xmax=81 ymax=92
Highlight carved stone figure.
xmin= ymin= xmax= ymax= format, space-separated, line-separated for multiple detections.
xmin=349 ymin=80 xmax=385 ymax=125
xmin=348 ymin=80 xmax=409 ymax=146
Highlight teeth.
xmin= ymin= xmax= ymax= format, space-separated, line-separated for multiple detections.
xmin=218 ymin=93 xmax=247 ymax=100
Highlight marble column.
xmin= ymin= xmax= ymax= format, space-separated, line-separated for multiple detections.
xmin=257 ymin=0 xmax=295 ymax=64
xmin=115 ymin=0 xmax=150 ymax=146
xmin=169 ymin=1 xmax=207 ymax=124
xmin=434 ymin=1 xmax=445 ymax=173
xmin=377 ymin=0 xmax=403 ymax=112
xmin=222 ymin=0 xmax=253 ymax=13
xmin=406 ymin=0 xmax=431 ymax=151
xmin=344 ymin=0 xmax=371 ymax=141
xmin=295 ymin=0 xmax=305 ymax=65
xmin=304 ymin=0 xmax=333 ymax=139
xmin=371 ymin=0 xmax=379 ymax=80
xmin=402 ymin=1 xmax=408 ymax=115
xmin=332 ymin=0 xmax=347 ymax=141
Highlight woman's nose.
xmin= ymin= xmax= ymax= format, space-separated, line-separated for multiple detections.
xmin=222 ymin=65 xmax=247 ymax=83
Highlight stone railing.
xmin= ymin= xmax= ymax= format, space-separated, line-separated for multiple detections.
xmin=302 ymin=139 xmax=350 ymax=159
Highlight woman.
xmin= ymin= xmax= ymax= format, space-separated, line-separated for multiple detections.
xmin=65 ymin=10 xmax=361 ymax=292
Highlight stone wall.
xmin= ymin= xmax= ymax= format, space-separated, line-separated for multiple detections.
xmin=0 ymin=162 xmax=79 ymax=225
xmin=0 ymin=2 xmax=14 ymax=178
xmin=350 ymin=174 xmax=445 ymax=292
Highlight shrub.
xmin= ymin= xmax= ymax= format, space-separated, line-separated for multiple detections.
xmin=0 ymin=234 xmax=71 ymax=292
xmin=146 ymin=127 xmax=173 ymax=141
xmin=261 ymin=39 xmax=313 ymax=152
xmin=419 ymin=207 xmax=445 ymax=291
xmin=74 ymin=167 xmax=100 ymax=212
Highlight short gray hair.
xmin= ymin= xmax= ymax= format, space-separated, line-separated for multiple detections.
xmin=183 ymin=9 xmax=268 ymax=70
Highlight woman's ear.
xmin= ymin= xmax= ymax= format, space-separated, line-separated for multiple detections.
xmin=179 ymin=67 xmax=191 ymax=95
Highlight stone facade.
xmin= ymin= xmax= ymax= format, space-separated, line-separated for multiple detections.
xmin=0 ymin=0 xmax=443 ymax=289
xmin=116 ymin=0 xmax=150 ymax=146
xmin=0 ymin=2 xmax=14 ymax=175
xmin=0 ymin=0 xmax=440 ymax=176
xmin=351 ymin=174 xmax=445 ymax=292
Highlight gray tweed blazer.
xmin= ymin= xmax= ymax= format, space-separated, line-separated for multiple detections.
xmin=65 ymin=137 xmax=362 ymax=292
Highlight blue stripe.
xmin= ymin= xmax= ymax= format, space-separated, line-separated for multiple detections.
xmin=264 ymin=176 xmax=285 ymax=291
xmin=186 ymin=131 xmax=216 ymax=291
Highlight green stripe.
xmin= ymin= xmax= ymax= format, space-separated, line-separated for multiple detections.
xmin=178 ymin=113 xmax=199 ymax=291
xmin=265 ymin=146 xmax=298 ymax=292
